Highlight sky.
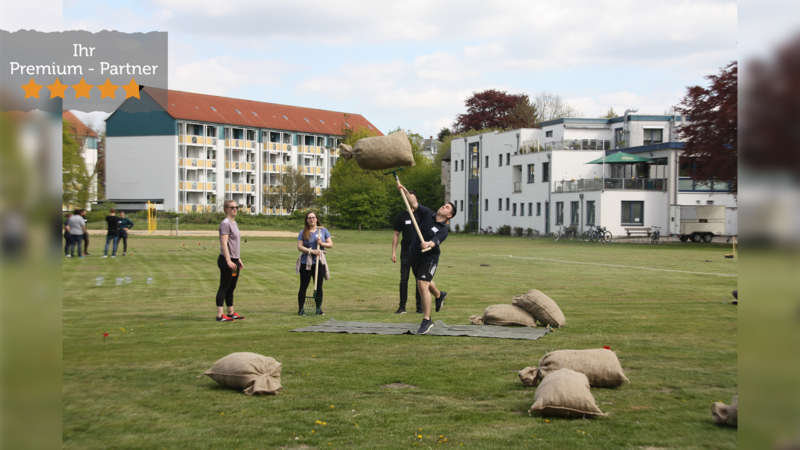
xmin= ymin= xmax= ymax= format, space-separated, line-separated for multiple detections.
xmin=0 ymin=0 xmax=758 ymax=137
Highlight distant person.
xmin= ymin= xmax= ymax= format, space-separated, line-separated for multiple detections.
xmin=391 ymin=190 xmax=422 ymax=314
xmin=103 ymin=208 xmax=121 ymax=258
xmin=118 ymin=211 xmax=134 ymax=256
xmin=64 ymin=212 xmax=73 ymax=257
xmin=66 ymin=209 xmax=86 ymax=258
xmin=296 ymin=211 xmax=332 ymax=316
xmin=80 ymin=209 xmax=91 ymax=256
xmin=216 ymin=200 xmax=245 ymax=322
xmin=397 ymin=184 xmax=454 ymax=335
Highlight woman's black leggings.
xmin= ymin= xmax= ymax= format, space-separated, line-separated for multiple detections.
xmin=216 ymin=254 xmax=240 ymax=307
xmin=298 ymin=264 xmax=325 ymax=310
xmin=120 ymin=232 xmax=128 ymax=253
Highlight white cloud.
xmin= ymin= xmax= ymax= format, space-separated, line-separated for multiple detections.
xmin=169 ymin=55 xmax=285 ymax=96
xmin=413 ymin=51 xmax=470 ymax=82
xmin=568 ymin=90 xmax=685 ymax=118
xmin=296 ymin=60 xmax=408 ymax=102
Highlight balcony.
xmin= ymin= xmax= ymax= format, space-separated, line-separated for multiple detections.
xmin=678 ymin=178 xmax=730 ymax=192
xmin=552 ymin=178 xmax=667 ymax=193
xmin=180 ymin=135 xmax=214 ymax=146
xmin=178 ymin=204 xmax=217 ymax=213
xmin=225 ymin=161 xmax=254 ymax=171
xmin=544 ymin=139 xmax=612 ymax=151
xmin=513 ymin=181 xmax=522 ymax=193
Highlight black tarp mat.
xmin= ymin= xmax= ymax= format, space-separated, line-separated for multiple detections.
xmin=291 ymin=319 xmax=552 ymax=340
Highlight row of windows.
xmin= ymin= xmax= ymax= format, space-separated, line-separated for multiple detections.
xmin=455 ymin=158 xmax=551 ymax=184
xmin=462 ymin=199 xmax=645 ymax=226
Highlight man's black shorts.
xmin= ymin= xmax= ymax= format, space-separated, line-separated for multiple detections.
xmin=411 ymin=258 xmax=438 ymax=282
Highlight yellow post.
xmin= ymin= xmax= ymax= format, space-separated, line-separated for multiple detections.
xmin=147 ymin=201 xmax=157 ymax=234
xmin=733 ymin=236 xmax=737 ymax=260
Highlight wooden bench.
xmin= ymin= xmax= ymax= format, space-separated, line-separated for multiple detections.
xmin=625 ymin=227 xmax=652 ymax=237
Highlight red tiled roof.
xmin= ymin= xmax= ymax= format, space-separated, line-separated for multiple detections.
xmin=63 ymin=110 xmax=98 ymax=138
xmin=142 ymin=87 xmax=383 ymax=136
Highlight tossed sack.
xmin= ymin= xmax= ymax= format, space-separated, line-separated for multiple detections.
xmin=203 ymin=352 xmax=283 ymax=395
xmin=519 ymin=349 xmax=629 ymax=388
xmin=712 ymin=392 xmax=737 ymax=427
xmin=483 ymin=304 xmax=537 ymax=327
xmin=529 ymin=369 xmax=607 ymax=418
xmin=338 ymin=131 xmax=415 ymax=171
xmin=512 ymin=290 xmax=565 ymax=328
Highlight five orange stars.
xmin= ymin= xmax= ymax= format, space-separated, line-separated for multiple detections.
xmin=21 ymin=78 xmax=142 ymax=100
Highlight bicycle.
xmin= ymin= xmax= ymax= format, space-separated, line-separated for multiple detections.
xmin=582 ymin=225 xmax=611 ymax=243
xmin=554 ymin=226 xmax=577 ymax=241
xmin=651 ymin=226 xmax=661 ymax=244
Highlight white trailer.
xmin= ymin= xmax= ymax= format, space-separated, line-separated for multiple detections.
xmin=669 ymin=205 xmax=735 ymax=242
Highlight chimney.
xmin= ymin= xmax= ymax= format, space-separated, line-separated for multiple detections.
xmin=430 ymin=136 xmax=433 ymax=139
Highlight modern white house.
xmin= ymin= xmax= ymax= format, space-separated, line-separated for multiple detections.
xmin=447 ymin=113 xmax=737 ymax=238
xmin=104 ymin=87 xmax=381 ymax=214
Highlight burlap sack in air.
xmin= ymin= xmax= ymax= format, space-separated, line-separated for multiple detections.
xmin=712 ymin=392 xmax=737 ymax=427
xmin=202 ymin=352 xmax=283 ymax=395
xmin=520 ymin=349 xmax=629 ymax=388
xmin=512 ymin=289 xmax=566 ymax=328
xmin=529 ymin=369 xmax=607 ymax=418
xmin=337 ymin=131 xmax=415 ymax=171
xmin=483 ymin=304 xmax=537 ymax=327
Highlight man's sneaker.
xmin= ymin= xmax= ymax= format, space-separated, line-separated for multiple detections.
xmin=216 ymin=315 xmax=234 ymax=322
xmin=415 ymin=308 xmax=423 ymax=314
xmin=417 ymin=319 xmax=434 ymax=335
xmin=228 ymin=312 xmax=245 ymax=320
xmin=316 ymin=309 xmax=325 ymax=316
xmin=84 ymin=253 xmax=91 ymax=256
xmin=298 ymin=309 xmax=306 ymax=316
xmin=394 ymin=307 xmax=407 ymax=314
xmin=122 ymin=252 xmax=126 ymax=256
xmin=103 ymin=255 xmax=108 ymax=258
xmin=435 ymin=291 xmax=447 ymax=313
xmin=66 ymin=254 xmax=72 ymax=258
xmin=111 ymin=255 xmax=116 ymax=258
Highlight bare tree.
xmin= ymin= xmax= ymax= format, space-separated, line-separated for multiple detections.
xmin=534 ymin=91 xmax=583 ymax=122
xmin=266 ymin=166 xmax=317 ymax=214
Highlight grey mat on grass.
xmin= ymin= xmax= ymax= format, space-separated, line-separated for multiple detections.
xmin=291 ymin=319 xmax=552 ymax=340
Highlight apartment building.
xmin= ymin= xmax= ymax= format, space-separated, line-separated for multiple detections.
xmin=448 ymin=114 xmax=737 ymax=237
xmin=105 ymin=87 xmax=381 ymax=213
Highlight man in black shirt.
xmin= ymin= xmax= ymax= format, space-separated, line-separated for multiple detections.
xmin=103 ymin=208 xmax=122 ymax=258
xmin=397 ymin=184 xmax=456 ymax=335
xmin=391 ymin=190 xmax=421 ymax=314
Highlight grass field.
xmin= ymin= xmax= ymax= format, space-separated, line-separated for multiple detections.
xmin=62 ymin=231 xmax=738 ymax=449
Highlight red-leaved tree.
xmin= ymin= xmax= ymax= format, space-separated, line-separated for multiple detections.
xmin=453 ymin=89 xmax=532 ymax=133
xmin=677 ymin=61 xmax=738 ymax=196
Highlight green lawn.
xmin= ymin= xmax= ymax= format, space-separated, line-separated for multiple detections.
xmin=62 ymin=231 xmax=738 ymax=450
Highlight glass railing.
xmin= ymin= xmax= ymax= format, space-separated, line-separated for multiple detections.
xmin=544 ymin=139 xmax=612 ymax=151
xmin=513 ymin=182 xmax=522 ymax=193
xmin=553 ymin=178 xmax=667 ymax=193
xmin=678 ymin=178 xmax=729 ymax=192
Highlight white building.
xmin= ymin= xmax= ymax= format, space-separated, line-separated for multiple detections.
xmin=105 ymin=87 xmax=381 ymax=214
xmin=64 ymin=110 xmax=99 ymax=210
xmin=447 ymin=114 xmax=737 ymax=237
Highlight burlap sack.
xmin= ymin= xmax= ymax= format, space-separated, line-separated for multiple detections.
xmin=202 ymin=352 xmax=283 ymax=395
xmin=512 ymin=289 xmax=566 ymax=328
xmin=483 ymin=304 xmax=537 ymax=327
xmin=529 ymin=369 xmax=607 ymax=417
xmin=338 ymin=131 xmax=415 ymax=171
xmin=469 ymin=315 xmax=484 ymax=325
xmin=712 ymin=392 xmax=737 ymax=427
xmin=521 ymin=349 xmax=629 ymax=388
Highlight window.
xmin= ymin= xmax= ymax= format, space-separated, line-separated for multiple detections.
xmin=570 ymin=201 xmax=579 ymax=225
xmin=555 ymin=202 xmax=564 ymax=225
xmin=707 ymin=200 xmax=714 ymax=205
xmin=485 ymin=199 xmax=488 ymax=211
xmin=528 ymin=203 xmax=533 ymax=216
xmin=86 ymin=137 xmax=97 ymax=149
xmin=461 ymin=159 xmax=464 ymax=172
xmin=513 ymin=203 xmax=517 ymax=216
xmin=614 ymin=128 xmax=624 ymax=148
xmin=545 ymin=130 xmax=553 ymax=138
xmin=498 ymin=154 xmax=502 ymax=166
xmin=506 ymin=153 xmax=510 ymax=165
xmin=643 ymin=128 xmax=663 ymax=146
xmin=469 ymin=143 xmax=479 ymax=180
xmin=506 ymin=198 xmax=510 ymax=210
xmin=537 ymin=202 xmax=541 ymax=216
xmin=586 ymin=201 xmax=595 ymax=225
xmin=460 ymin=200 xmax=464 ymax=212
xmin=621 ymin=201 xmax=644 ymax=225
xmin=542 ymin=162 xmax=550 ymax=182
xmin=485 ymin=155 xmax=489 ymax=168
xmin=527 ymin=164 xmax=535 ymax=183
xmin=498 ymin=199 xmax=502 ymax=211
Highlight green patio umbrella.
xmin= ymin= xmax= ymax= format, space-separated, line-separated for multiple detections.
xmin=586 ymin=152 xmax=652 ymax=164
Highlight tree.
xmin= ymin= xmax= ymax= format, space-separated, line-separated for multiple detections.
xmin=599 ymin=107 xmax=618 ymax=119
xmin=62 ymin=119 xmax=93 ymax=209
xmin=677 ymin=61 xmax=737 ymax=196
xmin=93 ymin=127 xmax=106 ymax=200
xmin=436 ymin=127 xmax=451 ymax=143
xmin=534 ymin=91 xmax=583 ymax=122
xmin=452 ymin=89 xmax=529 ymax=133
xmin=267 ymin=166 xmax=316 ymax=214
xmin=506 ymin=97 xmax=541 ymax=129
